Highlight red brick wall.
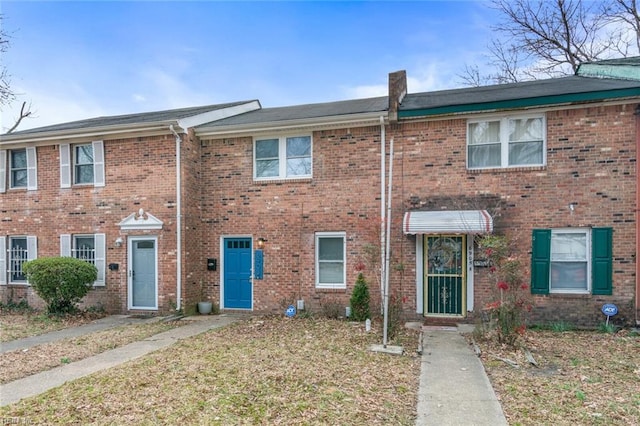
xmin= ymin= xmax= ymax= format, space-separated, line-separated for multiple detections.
xmin=199 ymin=126 xmax=385 ymax=314
xmin=1 ymin=134 xmax=180 ymax=315
xmin=388 ymin=103 xmax=637 ymax=326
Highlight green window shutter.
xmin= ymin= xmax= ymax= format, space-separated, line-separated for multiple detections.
xmin=592 ymin=227 xmax=612 ymax=295
xmin=531 ymin=229 xmax=551 ymax=295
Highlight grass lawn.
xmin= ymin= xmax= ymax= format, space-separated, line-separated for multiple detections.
xmin=1 ymin=309 xmax=638 ymax=425
xmin=0 ymin=316 xmax=422 ymax=425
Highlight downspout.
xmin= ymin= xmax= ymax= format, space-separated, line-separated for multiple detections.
xmin=170 ymin=125 xmax=183 ymax=312
xmin=635 ymin=105 xmax=640 ymax=326
xmin=383 ymin=137 xmax=394 ymax=347
xmin=380 ymin=116 xmax=386 ymax=314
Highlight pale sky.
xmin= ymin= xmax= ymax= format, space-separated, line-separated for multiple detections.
xmin=1 ymin=1 xmax=499 ymax=132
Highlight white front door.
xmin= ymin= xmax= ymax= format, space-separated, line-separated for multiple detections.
xmin=128 ymin=237 xmax=158 ymax=310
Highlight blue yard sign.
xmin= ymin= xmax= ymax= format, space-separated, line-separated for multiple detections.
xmin=601 ymin=303 xmax=618 ymax=325
xmin=285 ymin=304 xmax=296 ymax=318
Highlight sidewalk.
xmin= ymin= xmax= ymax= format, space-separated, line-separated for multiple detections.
xmin=415 ymin=324 xmax=508 ymax=426
xmin=0 ymin=314 xmax=244 ymax=407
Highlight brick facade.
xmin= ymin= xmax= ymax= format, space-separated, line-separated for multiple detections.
xmin=1 ymin=74 xmax=638 ymax=327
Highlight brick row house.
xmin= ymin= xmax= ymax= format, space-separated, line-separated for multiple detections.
xmin=2 ymin=57 xmax=639 ymax=326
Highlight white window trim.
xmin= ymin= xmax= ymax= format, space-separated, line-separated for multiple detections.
xmin=550 ymin=228 xmax=591 ymax=294
xmin=467 ymin=113 xmax=546 ymax=170
xmin=6 ymin=236 xmax=36 ymax=285
xmin=1 ymin=148 xmax=37 ymax=191
xmin=60 ymin=141 xmax=104 ymax=188
xmin=253 ymin=134 xmax=312 ymax=181
xmin=315 ymin=231 xmax=346 ymax=289
xmin=60 ymin=233 xmax=106 ymax=286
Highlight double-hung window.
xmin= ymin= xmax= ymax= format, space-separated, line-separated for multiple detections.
xmin=60 ymin=234 xmax=106 ymax=286
xmin=467 ymin=115 xmax=545 ymax=169
xmin=254 ymin=135 xmax=312 ymax=180
xmin=531 ymin=228 xmax=612 ymax=295
xmin=59 ymin=141 xmax=105 ymax=188
xmin=10 ymin=149 xmax=27 ymax=188
xmin=315 ymin=232 xmax=346 ymax=289
xmin=0 ymin=236 xmax=37 ymax=284
xmin=0 ymin=147 xmax=38 ymax=192
xmin=74 ymin=144 xmax=95 ymax=184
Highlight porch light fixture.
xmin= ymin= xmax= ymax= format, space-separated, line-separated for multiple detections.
xmin=115 ymin=237 xmax=123 ymax=248
xmin=569 ymin=203 xmax=576 ymax=213
xmin=257 ymin=237 xmax=267 ymax=249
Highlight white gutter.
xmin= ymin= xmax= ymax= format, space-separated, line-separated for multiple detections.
xmin=0 ymin=124 xmax=174 ymax=145
xmin=380 ymin=116 xmax=386 ymax=315
xmin=170 ymin=125 xmax=183 ymax=311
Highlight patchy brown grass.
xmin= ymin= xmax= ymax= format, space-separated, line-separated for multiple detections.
xmin=0 ymin=310 xmax=106 ymax=342
xmin=0 ymin=316 xmax=422 ymax=425
xmin=0 ymin=320 xmax=183 ymax=384
xmin=473 ymin=329 xmax=640 ymax=425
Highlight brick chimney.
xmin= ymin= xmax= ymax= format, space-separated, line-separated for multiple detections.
xmin=388 ymin=70 xmax=407 ymax=123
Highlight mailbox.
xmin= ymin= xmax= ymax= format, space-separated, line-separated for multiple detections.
xmin=207 ymin=258 xmax=217 ymax=271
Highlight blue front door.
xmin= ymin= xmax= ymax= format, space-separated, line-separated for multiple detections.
xmin=223 ymin=238 xmax=252 ymax=309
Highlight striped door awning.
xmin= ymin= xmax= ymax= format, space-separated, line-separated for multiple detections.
xmin=403 ymin=210 xmax=493 ymax=234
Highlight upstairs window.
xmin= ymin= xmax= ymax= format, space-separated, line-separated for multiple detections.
xmin=10 ymin=149 xmax=27 ymax=188
xmin=60 ymin=141 xmax=105 ymax=188
xmin=468 ymin=115 xmax=545 ymax=169
xmin=74 ymin=144 xmax=95 ymax=184
xmin=0 ymin=147 xmax=38 ymax=192
xmin=254 ymin=135 xmax=312 ymax=180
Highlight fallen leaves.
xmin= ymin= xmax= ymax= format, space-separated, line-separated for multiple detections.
xmin=472 ymin=329 xmax=640 ymax=425
xmin=0 ymin=316 xmax=422 ymax=425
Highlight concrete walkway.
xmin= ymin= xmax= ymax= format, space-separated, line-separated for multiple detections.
xmin=415 ymin=325 xmax=508 ymax=426
xmin=2 ymin=314 xmax=508 ymax=425
xmin=0 ymin=314 xmax=243 ymax=407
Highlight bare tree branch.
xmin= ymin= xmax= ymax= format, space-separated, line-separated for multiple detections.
xmin=460 ymin=0 xmax=640 ymax=87
xmin=6 ymin=101 xmax=33 ymax=134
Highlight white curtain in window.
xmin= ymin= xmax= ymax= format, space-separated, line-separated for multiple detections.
xmin=508 ymin=118 xmax=544 ymax=165
xmin=468 ymin=121 xmax=501 ymax=168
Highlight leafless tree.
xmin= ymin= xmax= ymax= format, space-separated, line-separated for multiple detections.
xmin=1 ymin=15 xmax=33 ymax=133
xmin=0 ymin=15 xmax=15 ymax=106
xmin=459 ymin=0 xmax=640 ymax=86
xmin=602 ymin=0 xmax=640 ymax=54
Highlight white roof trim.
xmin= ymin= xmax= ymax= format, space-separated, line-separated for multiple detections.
xmin=119 ymin=209 xmax=164 ymax=230
xmin=403 ymin=210 xmax=493 ymax=234
xmin=177 ymin=100 xmax=262 ymax=129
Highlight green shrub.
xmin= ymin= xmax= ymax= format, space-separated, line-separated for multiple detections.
xmin=350 ymin=273 xmax=371 ymax=321
xmin=23 ymin=257 xmax=97 ymax=315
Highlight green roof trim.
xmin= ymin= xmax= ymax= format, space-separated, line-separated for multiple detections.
xmin=398 ymin=87 xmax=640 ymax=118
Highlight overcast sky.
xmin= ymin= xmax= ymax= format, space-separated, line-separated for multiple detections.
xmin=1 ymin=1 xmax=499 ymax=131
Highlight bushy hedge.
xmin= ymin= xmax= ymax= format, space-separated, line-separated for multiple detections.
xmin=22 ymin=257 xmax=97 ymax=314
